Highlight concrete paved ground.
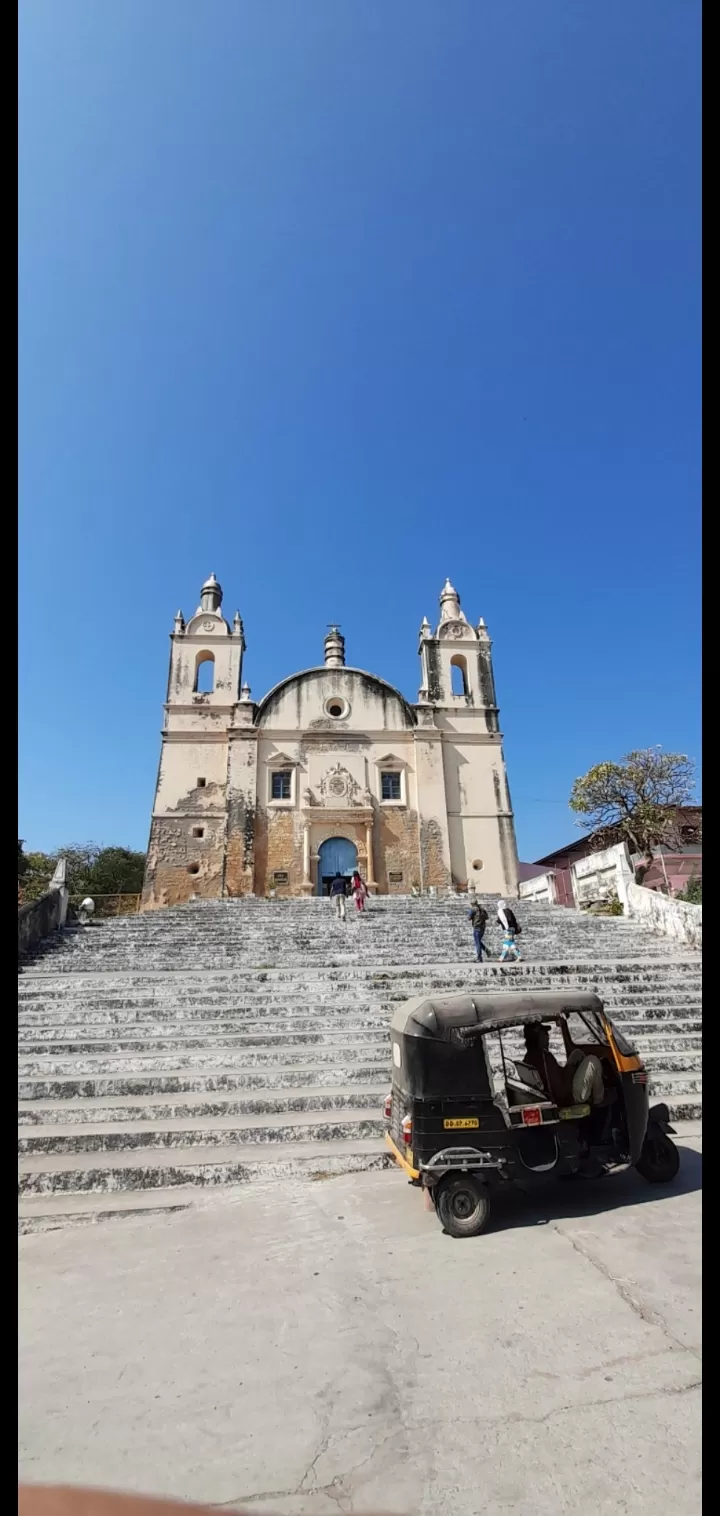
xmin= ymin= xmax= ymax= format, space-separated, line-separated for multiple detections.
xmin=19 ymin=1131 xmax=702 ymax=1516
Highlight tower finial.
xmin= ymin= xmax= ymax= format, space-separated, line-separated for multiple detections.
xmin=199 ymin=573 xmax=223 ymax=614
xmin=324 ymin=624 xmax=346 ymax=668
xmin=439 ymin=578 xmax=462 ymax=620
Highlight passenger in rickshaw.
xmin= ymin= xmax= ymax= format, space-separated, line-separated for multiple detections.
xmin=523 ymin=1023 xmax=606 ymax=1109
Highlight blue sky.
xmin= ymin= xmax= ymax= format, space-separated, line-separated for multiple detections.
xmin=19 ymin=0 xmax=701 ymax=861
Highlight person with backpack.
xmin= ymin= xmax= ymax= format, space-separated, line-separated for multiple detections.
xmin=497 ymin=899 xmax=522 ymax=962
xmin=467 ymin=899 xmax=489 ymax=961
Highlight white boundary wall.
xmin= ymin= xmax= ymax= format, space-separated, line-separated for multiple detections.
xmin=519 ymin=872 xmax=558 ymax=905
xmin=571 ymin=843 xmax=633 ymax=911
xmin=627 ymin=882 xmax=702 ymax=950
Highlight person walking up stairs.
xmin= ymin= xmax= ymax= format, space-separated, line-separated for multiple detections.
xmin=330 ymin=872 xmax=348 ymax=921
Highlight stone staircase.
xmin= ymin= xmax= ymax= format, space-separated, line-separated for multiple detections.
xmin=18 ymin=895 xmax=701 ymax=1231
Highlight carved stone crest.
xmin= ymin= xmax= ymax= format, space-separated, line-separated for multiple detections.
xmin=318 ymin=763 xmax=361 ymax=807
xmin=440 ymin=620 xmax=473 ymax=640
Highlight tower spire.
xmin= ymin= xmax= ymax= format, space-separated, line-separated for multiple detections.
xmin=439 ymin=577 xmax=463 ymax=621
xmin=324 ymin=624 xmax=345 ymax=668
xmin=199 ymin=573 xmax=223 ymax=614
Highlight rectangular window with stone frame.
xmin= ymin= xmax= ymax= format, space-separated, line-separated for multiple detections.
xmin=381 ymin=771 xmax=402 ymax=802
xmin=271 ymin=771 xmax=292 ymax=801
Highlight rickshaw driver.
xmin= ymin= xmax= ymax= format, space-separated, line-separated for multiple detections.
xmin=523 ymin=1023 xmax=605 ymax=1108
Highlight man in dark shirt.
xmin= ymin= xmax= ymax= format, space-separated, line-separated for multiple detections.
xmin=329 ymin=871 xmax=348 ymax=921
xmin=467 ymin=901 xmax=489 ymax=961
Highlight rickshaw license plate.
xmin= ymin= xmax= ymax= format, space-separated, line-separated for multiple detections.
xmin=443 ymin=1118 xmax=480 ymax=1130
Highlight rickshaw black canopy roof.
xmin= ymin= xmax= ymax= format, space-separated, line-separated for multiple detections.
xmin=391 ymin=990 xmax=605 ymax=1040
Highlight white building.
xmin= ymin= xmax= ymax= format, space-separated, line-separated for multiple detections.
xmin=141 ymin=575 xmax=520 ymax=907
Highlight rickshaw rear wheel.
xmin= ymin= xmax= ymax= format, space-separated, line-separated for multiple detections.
xmin=436 ymin=1175 xmax=491 ymax=1238
xmin=636 ymin=1132 xmax=680 ymax=1184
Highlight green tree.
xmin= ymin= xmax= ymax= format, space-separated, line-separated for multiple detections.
xmin=20 ymin=851 xmax=58 ymax=902
xmin=569 ymin=748 xmax=697 ymax=859
xmin=87 ymin=846 xmax=146 ymax=895
xmin=18 ymin=840 xmax=28 ymax=879
xmin=17 ymin=842 xmax=146 ymax=902
xmin=677 ymin=874 xmax=702 ymax=905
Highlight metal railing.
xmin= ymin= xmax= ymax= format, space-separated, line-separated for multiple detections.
xmin=68 ymin=894 xmax=141 ymax=919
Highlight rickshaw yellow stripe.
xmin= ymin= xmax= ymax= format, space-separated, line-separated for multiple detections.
xmin=385 ymin=1131 xmax=421 ymax=1180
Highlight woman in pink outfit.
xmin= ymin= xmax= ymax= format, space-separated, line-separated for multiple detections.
xmin=351 ymin=870 xmax=368 ymax=912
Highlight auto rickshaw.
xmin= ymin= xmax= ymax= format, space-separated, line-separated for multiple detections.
xmin=384 ymin=989 xmax=680 ymax=1238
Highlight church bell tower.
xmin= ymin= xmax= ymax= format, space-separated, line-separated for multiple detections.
xmin=418 ymin=579 xmax=499 ymax=730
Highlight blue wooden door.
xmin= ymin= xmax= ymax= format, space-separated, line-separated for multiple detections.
xmin=317 ymin=837 xmax=358 ymax=894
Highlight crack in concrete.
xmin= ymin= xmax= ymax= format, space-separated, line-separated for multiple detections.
xmin=213 ymin=1474 xmax=354 ymax=1511
xmin=554 ymin=1223 xmax=702 ymax=1363
xmin=410 ymin=1376 xmax=702 ymax=1433
xmin=211 ymin=1381 xmax=701 ymax=1510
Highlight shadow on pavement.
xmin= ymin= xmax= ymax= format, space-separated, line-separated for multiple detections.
xmin=451 ymin=1140 xmax=703 ymax=1235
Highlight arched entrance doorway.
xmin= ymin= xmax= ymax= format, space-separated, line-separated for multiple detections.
xmin=317 ymin=836 xmax=357 ymax=896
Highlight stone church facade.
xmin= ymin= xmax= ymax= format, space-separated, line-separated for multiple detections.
xmin=141 ymin=575 xmax=520 ymax=908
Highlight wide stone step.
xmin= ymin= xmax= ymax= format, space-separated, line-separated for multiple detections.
xmin=18 ymin=1083 xmax=388 ymax=1125
xmin=18 ymin=1107 xmax=387 ymax=1156
xmin=24 ymin=940 xmax=695 ymax=968
xmin=26 ymin=942 xmax=689 ymax=959
xmin=18 ymin=1187 xmax=208 ymax=1233
xmin=20 ymin=964 xmax=702 ymax=986
xmin=18 ymin=1137 xmax=391 ymax=1194
xmin=17 ymin=975 xmax=703 ymax=998
xmin=16 ymin=1007 xmax=703 ymax=1037
xmin=25 ymin=953 xmax=689 ymax=972
xmin=639 ymin=1051 xmax=701 ymax=1070
xmin=649 ymin=1071 xmax=702 ymax=1097
xmin=20 ymin=962 xmax=702 ymax=984
xmin=666 ymin=1097 xmax=702 ymax=1121
xmin=16 ymin=1031 xmax=703 ymax=1071
xmin=15 ymin=1115 xmax=700 ymax=1232
xmin=18 ymin=963 xmax=701 ymax=990
xmin=17 ymin=989 xmax=702 ymax=1018
xmin=16 ymin=1027 xmax=389 ymax=1053
xmin=18 ymin=1041 xmax=390 ymax=1077
xmin=19 ymin=1062 xmax=390 ymax=1100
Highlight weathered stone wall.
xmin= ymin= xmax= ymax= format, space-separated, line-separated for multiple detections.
xmin=253 ymin=807 xmax=305 ymax=897
xmin=374 ymin=806 xmax=422 ymax=894
xmin=224 ymin=731 xmax=258 ymax=897
xmin=419 ymin=816 xmax=450 ymax=891
xmin=141 ymin=816 xmax=226 ymax=909
xmin=413 ymin=729 xmax=452 ymax=891
xmin=18 ymin=886 xmax=68 ymax=957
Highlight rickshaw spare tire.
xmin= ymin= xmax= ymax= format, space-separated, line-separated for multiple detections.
xmin=635 ymin=1131 xmax=681 ymax=1184
xmin=435 ymin=1174 xmax=491 ymax=1238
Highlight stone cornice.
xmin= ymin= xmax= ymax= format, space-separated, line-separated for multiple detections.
xmin=259 ymin=729 xmax=414 ymax=745
xmin=152 ymin=809 xmax=227 ymax=820
xmin=302 ymin=806 xmax=374 ymax=823
xmin=161 ymin=731 xmax=229 ymax=743
xmin=164 ymin=704 xmax=235 ymax=714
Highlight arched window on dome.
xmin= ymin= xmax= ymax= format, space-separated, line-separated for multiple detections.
xmin=194 ymin=651 xmax=215 ymax=694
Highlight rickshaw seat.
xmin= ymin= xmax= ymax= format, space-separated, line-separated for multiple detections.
xmin=505 ymin=1060 xmax=548 ymax=1107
